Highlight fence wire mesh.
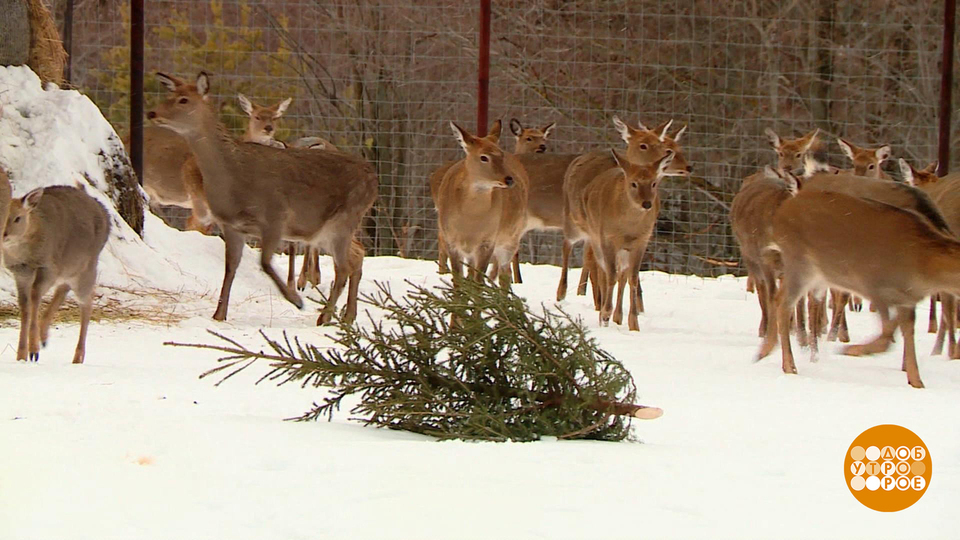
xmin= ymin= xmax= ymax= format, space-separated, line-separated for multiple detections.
xmin=56 ymin=0 xmax=953 ymax=276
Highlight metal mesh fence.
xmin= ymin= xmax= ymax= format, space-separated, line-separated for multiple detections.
xmin=57 ymin=0 xmax=953 ymax=276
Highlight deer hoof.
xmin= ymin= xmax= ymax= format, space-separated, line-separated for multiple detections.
xmin=29 ymin=352 xmax=39 ymax=362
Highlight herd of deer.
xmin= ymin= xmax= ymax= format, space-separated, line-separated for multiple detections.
xmin=1 ymin=69 xmax=958 ymax=391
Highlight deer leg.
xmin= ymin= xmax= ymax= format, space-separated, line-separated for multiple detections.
xmin=297 ymin=245 xmax=309 ymax=290
xmin=838 ymin=299 xmax=851 ymax=343
xmin=39 ymin=284 xmax=70 ymax=347
xmin=512 ymin=250 xmax=523 ymax=284
xmin=746 ymin=274 xmax=755 ymax=293
xmin=794 ymin=296 xmax=808 ymax=348
xmin=843 ymin=304 xmax=896 ymax=357
xmin=827 ymin=291 xmax=846 ymax=341
xmin=635 ymin=274 xmax=645 ymax=313
xmin=213 ymin=227 xmax=245 ymax=322
xmin=612 ymin=265 xmax=628 ymax=326
xmin=318 ymin=237 xmax=354 ymax=326
xmin=310 ymin=249 xmax=321 ymax=286
xmin=470 ymin=245 xmax=495 ymax=283
xmin=928 ymin=295 xmax=939 ymax=333
xmin=939 ymin=294 xmax=959 ymax=359
xmin=895 ymin=307 xmax=924 ymax=389
xmin=15 ymin=273 xmax=36 ymax=361
xmin=27 ymin=275 xmax=50 ymax=362
xmin=850 ymin=295 xmax=863 ymax=312
xmin=437 ymin=230 xmax=450 ymax=274
xmin=341 ymin=251 xmax=363 ymax=325
xmin=287 ymin=244 xmax=296 ymax=289
xmin=257 ymin=226 xmax=304 ymax=310
xmin=598 ymin=245 xmax=617 ymax=327
xmin=577 ymin=245 xmax=593 ymax=297
xmin=777 ymin=277 xmax=807 ymax=375
xmin=556 ymin=239 xmax=572 ymax=301
xmin=71 ymin=269 xmax=97 ymax=365
xmin=808 ymin=290 xmax=825 ymax=362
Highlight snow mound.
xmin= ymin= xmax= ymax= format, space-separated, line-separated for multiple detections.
xmin=0 ymin=65 xmax=262 ymax=302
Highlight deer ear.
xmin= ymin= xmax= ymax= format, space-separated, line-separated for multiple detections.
xmin=509 ymin=118 xmax=522 ymax=137
xmin=898 ymin=158 xmax=916 ymax=186
xmin=875 ymin=145 xmax=891 ymax=163
xmin=450 ymin=122 xmax=477 ymax=152
xmin=610 ymin=148 xmax=628 ymax=170
xmin=22 ymin=188 xmax=44 ymax=210
xmin=656 ymin=150 xmax=675 ymax=175
xmin=274 ymin=97 xmax=292 ymax=118
xmin=486 ymin=119 xmax=502 ymax=143
xmin=802 ymin=128 xmax=820 ymax=152
xmin=541 ymin=122 xmax=555 ymax=139
xmin=156 ymin=72 xmax=179 ymax=92
xmin=924 ymin=160 xmax=940 ymax=174
xmin=764 ymin=128 xmax=781 ymax=149
xmin=237 ymin=94 xmax=253 ymax=116
xmin=672 ymin=124 xmax=687 ymax=142
xmin=837 ymin=138 xmax=855 ymax=161
xmin=612 ymin=116 xmax=633 ymax=144
xmin=196 ymin=72 xmax=210 ymax=97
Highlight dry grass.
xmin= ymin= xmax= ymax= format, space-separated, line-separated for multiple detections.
xmin=27 ymin=0 xmax=66 ymax=86
xmin=0 ymin=285 xmax=187 ymax=328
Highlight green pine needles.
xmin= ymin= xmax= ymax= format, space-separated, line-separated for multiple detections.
xmin=168 ymin=278 xmax=653 ymax=442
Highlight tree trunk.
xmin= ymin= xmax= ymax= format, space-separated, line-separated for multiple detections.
xmin=0 ymin=0 xmax=30 ymax=66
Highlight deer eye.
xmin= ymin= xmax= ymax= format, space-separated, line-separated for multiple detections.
xmin=526 ymin=137 xmax=533 ymax=141
xmin=868 ymin=164 xmax=875 ymax=169
xmin=480 ymin=155 xmax=489 ymax=163
xmin=639 ymin=144 xmax=648 ymax=150
xmin=652 ymin=181 xmax=659 ymax=189
xmin=631 ymin=182 xmax=638 ymax=189
xmin=177 ymin=97 xmax=189 ymax=104
xmin=795 ymin=152 xmax=801 ymax=158
xmin=13 ymin=216 xmax=20 ymax=223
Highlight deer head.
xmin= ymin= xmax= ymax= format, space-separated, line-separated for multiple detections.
xmin=838 ymin=138 xmax=892 ymax=178
xmin=899 ymin=159 xmax=940 ymax=187
xmin=612 ymin=116 xmax=692 ymax=176
xmin=147 ymin=72 xmax=214 ymax=138
xmin=509 ymin=118 xmax=555 ymax=154
xmin=611 ymin=148 xmax=674 ymax=211
xmin=449 ymin=120 xmax=515 ymax=190
xmin=238 ymin=94 xmax=292 ymax=145
xmin=764 ymin=128 xmax=819 ymax=174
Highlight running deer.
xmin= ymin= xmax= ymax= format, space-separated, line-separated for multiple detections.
xmin=431 ymin=118 xmax=545 ymax=281
xmin=731 ymin=166 xmax=799 ymax=338
xmin=3 ymin=186 xmax=110 ymax=364
xmin=756 ymin=188 xmax=960 ymax=389
xmin=148 ymin=72 xmax=376 ymax=324
xmin=564 ymin=150 xmax=673 ymax=329
xmin=557 ymin=116 xmax=691 ymax=308
xmin=434 ymin=120 xmax=528 ymax=288
xmin=837 ymin=138 xmax=892 ymax=179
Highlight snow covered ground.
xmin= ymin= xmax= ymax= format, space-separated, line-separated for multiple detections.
xmin=2 ymin=235 xmax=958 ymax=539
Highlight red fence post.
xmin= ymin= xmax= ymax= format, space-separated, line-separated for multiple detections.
xmin=477 ymin=0 xmax=491 ymax=136
xmin=938 ymin=0 xmax=956 ymax=176
xmin=130 ymin=0 xmax=145 ymax=184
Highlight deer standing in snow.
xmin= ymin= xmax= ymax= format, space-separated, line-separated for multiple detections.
xmin=148 ymin=72 xmax=376 ymax=324
xmin=3 ymin=186 xmax=110 ymax=364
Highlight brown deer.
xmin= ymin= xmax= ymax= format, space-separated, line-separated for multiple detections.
xmin=742 ymin=128 xmax=820 ymax=294
xmin=564 ymin=150 xmax=673 ymax=329
xmin=731 ymin=166 xmax=800 ymax=338
xmin=837 ymin=138 xmax=892 ymax=179
xmin=148 ymin=72 xmax=376 ymax=324
xmin=434 ymin=120 xmax=528 ymax=288
xmin=431 ymin=118 xmax=546 ymax=281
xmin=557 ymin=116 xmax=691 ymax=308
xmin=3 ymin=186 xmax=110 ymax=364
xmin=756 ymin=188 xmax=960 ymax=389
xmin=900 ymin=159 xmax=947 ymax=335
xmin=137 ymin=90 xmax=293 ymax=234
xmin=503 ymin=118 xmax=556 ymax=282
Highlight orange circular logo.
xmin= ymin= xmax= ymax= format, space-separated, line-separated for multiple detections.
xmin=845 ymin=425 xmax=931 ymax=512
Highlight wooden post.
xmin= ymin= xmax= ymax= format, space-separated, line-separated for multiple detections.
xmin=130 ymin=0 xmax=145 ymax=185
xmin=938 ymin=0 xmax=956 ymax=176
xmin=477 ymin=0 xmax=491 ymax=136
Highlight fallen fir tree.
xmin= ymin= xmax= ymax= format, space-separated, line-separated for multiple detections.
xmin=167 ymin=278 xmax=661 ymax=442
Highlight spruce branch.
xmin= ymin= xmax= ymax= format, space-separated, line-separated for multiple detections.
xmin=166 ymin=279 xmax=661 ymax=442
